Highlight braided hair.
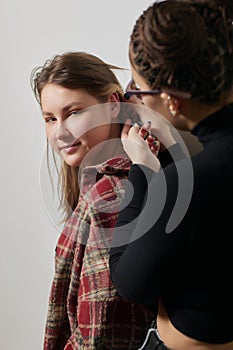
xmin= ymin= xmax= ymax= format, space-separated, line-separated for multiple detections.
xmin=129 ymin=0 xmax=233 ymax=103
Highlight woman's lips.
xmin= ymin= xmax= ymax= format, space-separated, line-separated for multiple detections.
xmin=61 ymin=142 xmax=81 ymax=154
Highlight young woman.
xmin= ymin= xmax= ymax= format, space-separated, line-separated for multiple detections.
xmin=31 ymin=52 xmax=155 ymax=350
xmin=109 ymin=1 xmax=233 ymax=350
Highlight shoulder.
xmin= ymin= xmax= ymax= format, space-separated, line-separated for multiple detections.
xmin=80 ymin=156 xmax=131 ymax=211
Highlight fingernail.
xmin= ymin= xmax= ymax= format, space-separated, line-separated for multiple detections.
xmin=153 ymin=141 xmax=157 ymax=145
xmin=143 ymin=132 xmax=150 ymax=140
xmin=147 ymin=121 xmax=151 ymax=125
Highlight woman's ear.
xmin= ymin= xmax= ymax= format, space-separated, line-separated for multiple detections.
xmin=161 ymin=93 xmax=181 ymax=117
xmin=108 ymin=92 xmax=121 ymax=119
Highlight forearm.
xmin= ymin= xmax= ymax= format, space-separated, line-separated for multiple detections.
xmin=109 ymin=159 xmax=190 ymax=303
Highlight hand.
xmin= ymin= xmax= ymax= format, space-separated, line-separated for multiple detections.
xmin=137 ymin=121 xmax=160 ymax=157
xmin=150 ymin=124 xmax=176 ymax=153
xmin=123 ymin=93 xmax=177 ymax=152
xmin=121 ymin=119 xmax=160 ymax=172
xmin=122 ymin=101 xmax=142 ymax=125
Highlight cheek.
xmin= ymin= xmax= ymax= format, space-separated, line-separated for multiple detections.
xmin=66 ymin=112 xmax=110 ymax=140
xmin=45 ymin=127 xmax=60 ymax=153
xmin=143 ymin=96 xmax=168 ymax=116
xmin=83 ymin=125 xmax=111 ymax=147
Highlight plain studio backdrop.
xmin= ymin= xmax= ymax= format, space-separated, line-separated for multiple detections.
xmin=0 ymin=1 xmax=201 ymax=349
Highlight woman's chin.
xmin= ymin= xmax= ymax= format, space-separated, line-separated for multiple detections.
xmin=63 ymin=155 xmax=83 ymax=168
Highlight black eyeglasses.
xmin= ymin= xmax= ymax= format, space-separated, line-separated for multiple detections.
xmin=124 ymin=79 xmax=191 ymax=100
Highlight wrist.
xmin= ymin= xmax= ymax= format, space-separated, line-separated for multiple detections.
xmin=132 ymin=154 xmax=160 ymax=172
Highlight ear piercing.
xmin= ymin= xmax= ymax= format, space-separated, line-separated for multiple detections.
xmin=169 ymin=106 xmax=176 ymax=117
xmin=167 ymin=95 xmax=177 ymax=117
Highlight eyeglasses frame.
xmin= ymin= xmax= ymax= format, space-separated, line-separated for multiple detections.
xmin=124 ymin=79 xmax=191 ymax=100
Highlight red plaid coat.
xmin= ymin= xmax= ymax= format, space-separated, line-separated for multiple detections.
xmin=43 ymin=155 xmax=154 ymax=350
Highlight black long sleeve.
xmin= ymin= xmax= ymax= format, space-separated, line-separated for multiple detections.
xmin=109 ymin=106 xmax=233 ymax=343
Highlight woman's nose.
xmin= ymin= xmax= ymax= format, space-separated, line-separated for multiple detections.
xmin=55 ymin=120 xmax=73 ymax=141
xmin=47 ymin=119 xmax=76 ymax=154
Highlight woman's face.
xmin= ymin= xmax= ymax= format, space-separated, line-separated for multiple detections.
xmin=129 ymin=65 xmax=171 ymax=120
xmin=41 ymin=83 xmax=118 ymax=167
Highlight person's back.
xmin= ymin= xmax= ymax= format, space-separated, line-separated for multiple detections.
xmin=159 ymin=105 xmax=233 ymax=346
xmin=109 ymin=1 xmax=233 ymax=349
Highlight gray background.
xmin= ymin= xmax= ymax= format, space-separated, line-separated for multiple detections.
xmin=0 ymin=1 xmax=201 ymax=349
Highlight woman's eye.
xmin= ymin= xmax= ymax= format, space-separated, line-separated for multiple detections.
xmin=45 ymin=117 xmax=56 ymax=123
xmin=69 ymin=110 xmax=82 ymax=117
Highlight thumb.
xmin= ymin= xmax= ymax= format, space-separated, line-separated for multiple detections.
xmin=121 ymin=118 xmax=132 ymax=139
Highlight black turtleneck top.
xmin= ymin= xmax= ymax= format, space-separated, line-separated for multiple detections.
xmin=109 ymin=105 xmax=233 ymax=344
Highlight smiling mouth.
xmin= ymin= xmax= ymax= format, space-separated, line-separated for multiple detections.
xmin=61 ymin=142 xmax=82 ymax=153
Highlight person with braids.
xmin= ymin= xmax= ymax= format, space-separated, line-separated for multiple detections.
xmin=31 ymin=51 xmax=156 ymax=350
xmin=109 ymin=1 xmax=233 ymax=349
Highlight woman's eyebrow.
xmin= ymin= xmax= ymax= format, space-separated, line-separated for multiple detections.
xmin=62 ymin=102 xmax=83 ymax=112
xmin=42 ymin=102 xmax=83 ymax=116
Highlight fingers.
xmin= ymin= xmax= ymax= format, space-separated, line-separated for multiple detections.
xmin=139 ymin=121 xmax=151 ymax=140
xmin=146 ymin=135 xmax=160 ymax=156
xmin=121 ymin=118 xmax=132 ymax=139
xmin=122 ymin=119 xmax=158 ymax=146
xmin=150 ymin=140 xmax=160 ymax=156
xmin=128 ymin=120 xmax=156 ymax=142
xmin=146 ymin=134 xmax=155 ymax=146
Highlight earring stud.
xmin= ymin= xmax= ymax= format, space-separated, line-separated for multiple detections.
xmin=169 ymin=105 xmax=176 ymax=117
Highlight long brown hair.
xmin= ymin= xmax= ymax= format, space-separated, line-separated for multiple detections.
xmin=31 ymin=51 xmax=125 ymax=222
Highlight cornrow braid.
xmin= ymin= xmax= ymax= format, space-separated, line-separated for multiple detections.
xmin=188 ymin=1 xmax=233 ymax=100
xmin=130 ymin=0 xmax=233 ymax=103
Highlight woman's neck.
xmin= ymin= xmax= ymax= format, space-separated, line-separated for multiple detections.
xmin=180 ymin=98 xmax=232 ymax=131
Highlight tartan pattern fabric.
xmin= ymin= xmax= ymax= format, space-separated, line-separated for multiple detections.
xmin=43 ymin=155 xmax=154 ymax=350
